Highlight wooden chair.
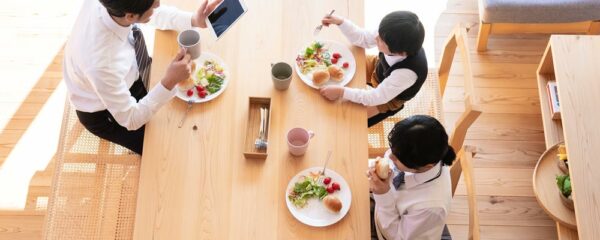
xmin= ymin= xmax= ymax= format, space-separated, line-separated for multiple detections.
xmin=368 ymin=25 xmax=474 ymax=158
xmin=372 ymin=25 xmax=482 ymax=240
xmin=42 ymin=100 xmax=141 ymax=239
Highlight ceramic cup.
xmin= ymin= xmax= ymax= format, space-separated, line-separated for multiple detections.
xmin=287 ymin=128 xmax=315 ymax=156
xmin=177 ymin=29 xmax=201 ymax=59
xmin=271 ymin=62 xmax=293 ymax=90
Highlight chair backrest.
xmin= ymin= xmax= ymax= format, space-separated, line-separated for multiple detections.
xmin=438 ymin=25 xmax=475 ymax=98
xmin=443 ymin=25 xmax=482 ymax=240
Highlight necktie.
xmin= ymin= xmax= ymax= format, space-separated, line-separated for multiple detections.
xmin=393 ymin=171 xmax=405 ymax=190
xmin=132 ymin=25 xmax=152 ymax=89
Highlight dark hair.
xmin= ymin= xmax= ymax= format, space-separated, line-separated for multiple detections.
xmin=378 ymin=11 xmax=425 ymax=56
xmin=99 ymin=0 xmax=155 ymax=17
xmin=388 ymin=115 xmax=456 ymax=169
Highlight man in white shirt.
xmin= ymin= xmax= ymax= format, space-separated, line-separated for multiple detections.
xmin=367 ymin=115 xmax=455 ymax=239
xmin=319 ymin=11 xmax=428 ymax=127
xmin=64 ymin=0 xmax=222 ymax=154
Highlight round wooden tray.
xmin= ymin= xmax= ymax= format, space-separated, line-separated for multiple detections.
xmin=533 ymin=143 xmax=577 ymax=229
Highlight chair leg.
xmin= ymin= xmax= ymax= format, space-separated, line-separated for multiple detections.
xmin=476 ymin=22 xmax=491 ymax=52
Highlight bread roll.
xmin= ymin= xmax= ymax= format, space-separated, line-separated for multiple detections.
xmin=177 ymin=61 xmax=197 ymax=91
xmin=312 ymin=69 xmax=330 ymax=85
xmin=327 ymin=65 xmax=344 ymax=82
xmin=372 ymin=157 xmax=390 ymax=179
xmin=323 ymin=195 xmax=342 ymax=212
xmin=177 ymin=77 xmax=195 ymax=91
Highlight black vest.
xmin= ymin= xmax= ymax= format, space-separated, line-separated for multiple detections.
xmin=375 ymin=48 xmax=428 ymax=101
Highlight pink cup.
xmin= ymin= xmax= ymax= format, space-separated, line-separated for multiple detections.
xmin=287 ymin=128 xmax=315 ymax=156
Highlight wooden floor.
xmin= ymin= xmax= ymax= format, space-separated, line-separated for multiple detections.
xmin=0 ymin=0 xmax=559 ymax=239
xmin=439 ymin=0 xmax=558 ymax=239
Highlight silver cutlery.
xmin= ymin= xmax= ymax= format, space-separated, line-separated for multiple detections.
xmin=261 ymin=108 xmax=269 ymax=147
xmin=178 ymin=99 xmax=194 ymax=128
xmin=313 ymin=9 xmax=336 ymax=36
xmin=317 ymin=150 xmax=333 ymax=184
xmin=255 ymin=108 xmax=267 ymax=149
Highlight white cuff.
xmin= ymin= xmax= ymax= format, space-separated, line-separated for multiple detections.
xmin=176 ymin=11 xmax=194 ymax=32
xmin=146 ymin=82 xmax=176 ymax=106
xmin=338 ymin=19 xmax=356 ymax=35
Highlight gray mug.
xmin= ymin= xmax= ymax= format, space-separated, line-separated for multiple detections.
xmin=271 ymin=62 xmax=292 ymax=90
xmin=178 ymin=29 xmax=201 ymax=59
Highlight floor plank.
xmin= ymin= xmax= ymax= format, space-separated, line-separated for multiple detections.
xmin=447 ymin=196 xmax=556 ymax=227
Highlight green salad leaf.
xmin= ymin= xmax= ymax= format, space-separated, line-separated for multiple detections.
xmin=288 ymin=176 xmax=328 ymax=208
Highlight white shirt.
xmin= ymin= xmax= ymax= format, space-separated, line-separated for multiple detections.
xmin=373 ymin=150 xmax=452 ymax=240
xmin=337 ymin=20 xmax=418 ymax=107
xmin=63 ymin=0 xmax=192 ymax=130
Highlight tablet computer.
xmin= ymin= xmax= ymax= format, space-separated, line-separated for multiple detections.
xmin=205 ymin=0 xmax=248 ymax=39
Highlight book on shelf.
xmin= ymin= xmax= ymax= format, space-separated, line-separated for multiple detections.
xmin=546 ymin=80 xmax=561 ymax=120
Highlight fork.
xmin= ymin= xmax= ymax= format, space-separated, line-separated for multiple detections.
xmin=254 ymin=108 xmax=267 ymax=149
xmin=317 ymin=150 xmax=333 ymax=185
xmin=313 ymin=9 xmax=336 ymax=36
xmin=178 ymin=99 xmax=194 ymax=128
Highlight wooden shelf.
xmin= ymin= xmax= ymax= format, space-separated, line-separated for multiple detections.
xmin=535 ymin=35 xmax=600 ymax=240
xmin=536 ymin=44 xmax=564 ymax=149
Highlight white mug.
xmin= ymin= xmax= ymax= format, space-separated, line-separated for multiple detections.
xmin=177 ymin=29 xmax=201 ymax=59
xmin=287 ymin=128 xmax=315 ymax=156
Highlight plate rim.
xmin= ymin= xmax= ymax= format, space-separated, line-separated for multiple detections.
xmin=285 ymin=166 xmax=352 ymax=227
xmin=294 ymin=40 xmax=357 ymax=89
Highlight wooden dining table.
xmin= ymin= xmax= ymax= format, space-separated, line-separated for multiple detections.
xmin=133 ymin=0 xmax=369 ymax=239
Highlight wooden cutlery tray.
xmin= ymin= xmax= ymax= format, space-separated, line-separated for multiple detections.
xmin=243 ymin=97 xmax=272 ymax=159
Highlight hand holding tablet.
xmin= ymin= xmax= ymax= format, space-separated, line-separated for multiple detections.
xmin=205 ymin=0 xmax=248 ymax=39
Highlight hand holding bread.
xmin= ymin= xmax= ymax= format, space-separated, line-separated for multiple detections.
xmin=367 ymin=157 xmax=392 ymax=194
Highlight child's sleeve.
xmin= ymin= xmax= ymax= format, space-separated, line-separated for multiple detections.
xmin=338 ymin=19 xmax=377 ymax=49
xmin=342 ymin=69 xmax=417 ymax=106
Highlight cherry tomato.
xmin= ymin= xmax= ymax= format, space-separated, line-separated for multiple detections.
xmin=186 ymin=89 xmax=193 ymax=97
xmin=342 ymin=62 xmax=349 ymax=68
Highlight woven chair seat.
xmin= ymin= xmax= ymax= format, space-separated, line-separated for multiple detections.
xmin=368 ymin=69 xmax=443 ymax=158
xmin=43 ymin=100 xmax=141 ymax=240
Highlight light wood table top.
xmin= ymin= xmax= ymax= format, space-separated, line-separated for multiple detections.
xmin=546 ymin=35 xmax=600 ymax=240
xmin=133 ymin=0 xmax=369 ymax=239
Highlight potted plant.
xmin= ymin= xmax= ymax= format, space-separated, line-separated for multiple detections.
xmin=556 ymin=174 xmax=574 ymax=210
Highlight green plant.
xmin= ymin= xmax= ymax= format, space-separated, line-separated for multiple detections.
xmin=556 ymin=174 xmax=572 ymax=197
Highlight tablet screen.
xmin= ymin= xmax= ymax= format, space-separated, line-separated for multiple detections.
xmin=208 ymin=0 xmax=246 ymax=38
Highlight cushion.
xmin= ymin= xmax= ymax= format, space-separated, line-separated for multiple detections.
xmin=480 ymin=0 xmax=600 ymax=23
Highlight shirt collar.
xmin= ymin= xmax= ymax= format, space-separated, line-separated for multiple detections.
xmin=383 ymin=54 xmax=407 ymax=66
xmin=384 ymin=149 xmax=442 ymax=189
xmin=99 ymin=4 xmax=132 ymax=42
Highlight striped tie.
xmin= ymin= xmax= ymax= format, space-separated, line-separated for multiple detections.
xmin=132 ymin=25 xmax=152 ymax=89
xmin=393 ymin=171 xmax=405 ymax=190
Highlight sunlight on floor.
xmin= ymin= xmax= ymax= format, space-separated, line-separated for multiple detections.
xmin=0 ymin=83 xmax=66 ymax=210
xmin=0 ymin=0 xmax=81 ymax=210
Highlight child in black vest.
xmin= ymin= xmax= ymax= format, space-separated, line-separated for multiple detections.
xmin=319 ymin=11 xmax=427 ymax=127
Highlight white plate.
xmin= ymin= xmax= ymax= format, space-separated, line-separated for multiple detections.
xmin=294 ymin=40 xmax=356 ymax=89
xmin=175 ymin=52 xmax=230 ymax=103
xmin=285 ymin=167 xmax=352 ymax=227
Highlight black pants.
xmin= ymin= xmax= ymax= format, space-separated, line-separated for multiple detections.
xmin=76 ymin=79 xmax=147 ymax=155
xmin=368 ymin=106 xmax=403 ymax=128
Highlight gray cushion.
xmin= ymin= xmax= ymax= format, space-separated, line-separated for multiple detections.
xmin=480 ymin=0 xmax=600 ymax=23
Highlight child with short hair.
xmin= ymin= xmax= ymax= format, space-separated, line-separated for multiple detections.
xmin=368 ymin=115 xmax=455 ymax=239
xmin=319 ymin=11 xmax=427 ymax=127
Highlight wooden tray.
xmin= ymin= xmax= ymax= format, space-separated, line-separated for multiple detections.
xmin=533 ymin=143 xmax=577 ymax=229
xmin=243 ymin=97 xmax=271 ymax=159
